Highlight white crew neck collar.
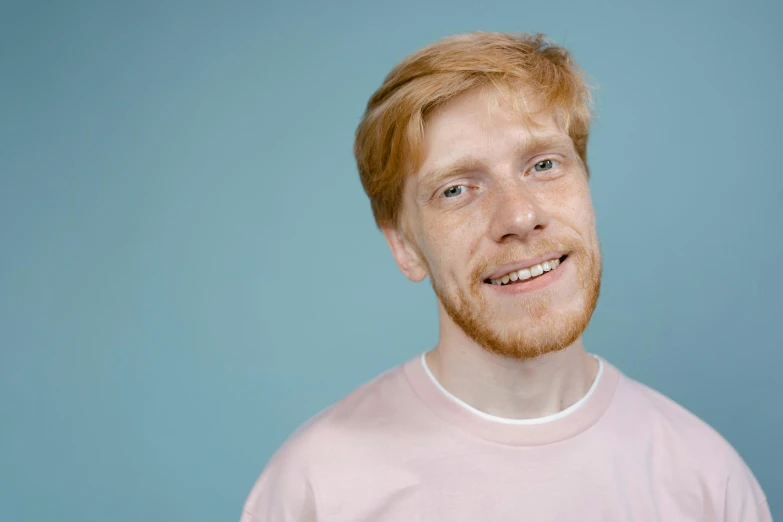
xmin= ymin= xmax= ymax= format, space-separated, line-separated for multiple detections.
xmin=420 ymin=352 xmax=604 ymax=425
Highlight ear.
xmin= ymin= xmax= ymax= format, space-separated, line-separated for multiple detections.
xmin=382 ymin=226 xmax=428 ymax=282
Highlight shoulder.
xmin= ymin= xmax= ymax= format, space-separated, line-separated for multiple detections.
xmin=617 ymin=373 xmax=739 ymax=465
xmin=609 ymin=366 xmax=769 ymax=516
xmin=242 ymin=361 xmax=415 ymax=519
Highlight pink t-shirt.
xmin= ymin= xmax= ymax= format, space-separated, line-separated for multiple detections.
xmin=241 ymin=355 xmax=771 ymax=521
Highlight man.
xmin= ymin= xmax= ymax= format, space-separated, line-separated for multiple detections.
xmin=241 ymin=32 xmax=771 ymax=521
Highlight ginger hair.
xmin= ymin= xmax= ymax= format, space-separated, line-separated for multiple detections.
xmin=353 ymin=31 xmax=594 ymax=229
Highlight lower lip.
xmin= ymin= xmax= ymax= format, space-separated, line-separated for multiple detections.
xmin=485 ymin=258 xmax=569 ymax=295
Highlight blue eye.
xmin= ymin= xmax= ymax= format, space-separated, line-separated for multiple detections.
xmin=533 ymin=159 xmax=555 ymax=172
xmin=443 ymin=185 xmax=466 ymax=198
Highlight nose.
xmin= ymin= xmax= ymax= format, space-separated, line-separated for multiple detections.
xmin=488 ymin=182 xmax=549 ymax=243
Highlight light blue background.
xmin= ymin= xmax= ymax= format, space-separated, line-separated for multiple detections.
xmin=1 ymin=1 xmax=781 ymax=520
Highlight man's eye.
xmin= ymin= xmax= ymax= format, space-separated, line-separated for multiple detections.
xmin=533 ymin=159 xmax=556 ymax=172
xmin=443 ymin=185 xmax=466 ymax=198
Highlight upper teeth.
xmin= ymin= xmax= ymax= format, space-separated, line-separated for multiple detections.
xmin=489 ymin=258 xmax=561 ymax=285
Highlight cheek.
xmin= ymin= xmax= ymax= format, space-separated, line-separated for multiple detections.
xmin=428 ymin=201 xmax=491 ymax=246
xmin=418 ymin=211 xmax=487 ymax=279
xmin=541 ymin=177 xmax=596 ymax=232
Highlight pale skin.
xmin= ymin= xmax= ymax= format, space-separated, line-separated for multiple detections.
xmin=383 ymin=86 xmax=601 ymax=419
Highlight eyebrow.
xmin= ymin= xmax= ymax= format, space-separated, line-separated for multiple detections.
xmin=514 ymin=135 xmax=575 ymax=157
xmin=421 ymin=156 xmax=484 ymax=190
xmin=420 ymin=134 xmax=575 ymax=188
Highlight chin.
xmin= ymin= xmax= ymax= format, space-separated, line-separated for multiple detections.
xmin=436 ymin=276 xmax=601 ymax=361
xmin=432 ymin=243 xmax=602 ymax=360
xmin=481 ymin=305 xmax=592 ymax=359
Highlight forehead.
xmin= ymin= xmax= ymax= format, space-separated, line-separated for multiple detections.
xmin=418 ymin=87 xmax=569 ymax=171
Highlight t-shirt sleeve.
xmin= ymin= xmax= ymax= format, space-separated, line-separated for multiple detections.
xmin=723 ymin=463 xmax=772 ymax=522
xmin=239 ymin=447 xmax=317 ymax=522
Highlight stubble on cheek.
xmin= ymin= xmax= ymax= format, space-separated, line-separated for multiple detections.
xmin=431 ymin=231 xmax=602 ymax=360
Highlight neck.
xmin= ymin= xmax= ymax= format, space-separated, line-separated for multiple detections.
xmin=426 ymin=335 xmax=598 ymax=420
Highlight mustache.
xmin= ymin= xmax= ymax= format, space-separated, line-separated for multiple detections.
xmin=470 ymin=236 xmax=584 ymax=282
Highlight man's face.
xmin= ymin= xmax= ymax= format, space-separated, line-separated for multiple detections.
xmin=386 ymin=86 xmax=602 ymax=360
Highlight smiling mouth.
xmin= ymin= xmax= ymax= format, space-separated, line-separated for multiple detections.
xmin=484 ymin=255 xmax=568 ymax=286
